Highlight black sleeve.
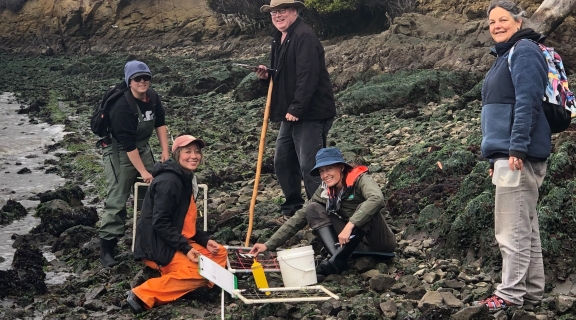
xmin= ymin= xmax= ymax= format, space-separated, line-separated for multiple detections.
xmin=150 ymin=175 xmax=193 ymax=255
xmin=191 ymin=226 xmax=210 ymax=248
xmin=109 ymin=95 xmax=138 ymax=152
xmin=154 ymin=95 xmax=166 ymax=128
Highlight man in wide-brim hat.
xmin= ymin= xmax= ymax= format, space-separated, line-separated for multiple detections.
xmin=260 ymin=0 xmax=305 ymax=12
xmin=254 ymin=0 xmax=337 ymax=227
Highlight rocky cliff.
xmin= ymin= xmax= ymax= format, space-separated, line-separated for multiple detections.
xmin=0 ymin=0 xmax=223 ymax=53
xmin=1 ymin=0 xmax=575 ymax=77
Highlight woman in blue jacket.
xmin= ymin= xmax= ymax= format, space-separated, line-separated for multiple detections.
xmin=478 ymin=0 xmax=549 ymax=311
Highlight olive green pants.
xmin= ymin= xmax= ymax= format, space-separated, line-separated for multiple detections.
xmin=99 ymin=145 xmax=154 ymax=240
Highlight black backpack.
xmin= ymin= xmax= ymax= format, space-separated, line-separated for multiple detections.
xmin=90 ymin=82 xmax=159 ymax=138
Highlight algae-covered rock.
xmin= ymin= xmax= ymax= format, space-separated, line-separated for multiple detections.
xmin=0 ymin=199 xmax=27 ymax=225
xmin=0 ymin=243 xmax=47 ymax=299
xmin=336 ymin=70 xmax=482 ymax=115
xmin=36 ymin=185 xmax=85 ymax=207
xmin=52 ymin=225 xmax=98 ymax=255
xmin=31 ymin=199 xmax=98 ymax=237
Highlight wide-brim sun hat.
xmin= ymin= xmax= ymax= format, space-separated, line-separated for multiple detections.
xmin=310 ymin=147 xmax=353 ymax=176
xmin=172 ymin=135 xmax=206 ymax=153
xmin=260 ymin=0 xmax=305 ymax=13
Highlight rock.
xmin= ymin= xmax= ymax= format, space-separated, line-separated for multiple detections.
xmin=380 ymin=300 xmax=397 ymax=318
xmin=0 ymin=244 xmax=47 ymax=299
xmin=37 ymin=185 xmax=85 ymax=207
xmin=511 ymin=310 xmax=538 ymax=320
xmin=320 ymin=299 xmax=342 ymax=316
xmin=16 ymin=167 xmax=31 ymax=174
xmin=85 ymin=285 xmax=107 ymax=301
xmin=0 ymin=199 xmax=28 ymax=225
xmin=419 ymin=306 xmax=452 ymax=319
xmin=457 ymin=272 xmax=479 ymax=283
xmin=403 ymin=246 xmax=424 ymax=258
xmin=450 ymin=305 xmax=489 ymax=320
xmin=12 ymin=232 xmax=57 ymax=249
xmin=405 ymin=288 xmax=427 ymax=300
xmin=423 ymin=272 xmax=439 ymax=284
xmin=418 ymin=291 xmax=443 ymax=310
xmin=361 ymin=269 xmax=381 ymax=280
xmin=353 ymin=256 xmax=376 ymax=273
xmin=493 ymin=310 xmax=508 ymax=320
xmin=443 ymin=279 xmax=466 ymax=289
xmin=369 ymin=275 xmax=397 ymax=293
xmin=439 ymin=291 xmax=463 ymax=308
xmin=555 ymin=295 xmax=576 ymax=314
xmin=52 ymin=225 xmax=97 ymax=254
xmin=32 ymin=200 xmax=98 ymax=237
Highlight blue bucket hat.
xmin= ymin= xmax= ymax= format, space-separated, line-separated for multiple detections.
xmin=124 ymin=60 xmax=152 ymax=86
xmin=310 ymin=147 xmax=353 ymax=176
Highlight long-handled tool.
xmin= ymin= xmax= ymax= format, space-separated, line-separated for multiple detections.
xmin=245 ymin=78 xmax=274 ymax=247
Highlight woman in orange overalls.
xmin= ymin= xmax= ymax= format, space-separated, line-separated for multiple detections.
xmin=128 ymin=135 xmax=227 ymax=313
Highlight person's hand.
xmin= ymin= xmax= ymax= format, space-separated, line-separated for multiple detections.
xmin=508 ymin=156 xmax=523 ymax=171
xmin=255 ymin=65 xmax=269 ymax=80
xmin=285 ymin=113 xmax=299 ymax=121
xmin=249 ymin=243 xmax=267 ymax=255
xmin=206 ymin=240 xmax=220 ymax=255
xmin=338 ymin=227 xmax=353 ymax=247
xmin=488 ymin=169 xmax=493 ymax=177
xmin=161 ymin=150 xmax=170 ymax=162
xmin=140 ymin=170 xmax=153 ymax=184
xmin=187 ymin=248 xmax=202 ymax=263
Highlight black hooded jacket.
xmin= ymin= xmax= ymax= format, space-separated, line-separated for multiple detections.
xmin=133 ymin=159 xmax=209 ymax=266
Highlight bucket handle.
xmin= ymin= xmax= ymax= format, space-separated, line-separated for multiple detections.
xmin=277 ymin=256 xmax=316 ymax=272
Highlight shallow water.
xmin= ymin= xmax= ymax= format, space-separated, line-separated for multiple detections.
xmin=0 ymin=92 xmax=67 ymax=273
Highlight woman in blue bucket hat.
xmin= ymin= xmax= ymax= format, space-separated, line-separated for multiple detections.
xmin=250 ymin=147 xmax=396 ymax=275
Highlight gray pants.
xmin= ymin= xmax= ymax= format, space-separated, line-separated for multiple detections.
xmin=494 ymin=160 xmax=546 ymax=305
xmin=306 ymin=202 xmax=396 ymax=253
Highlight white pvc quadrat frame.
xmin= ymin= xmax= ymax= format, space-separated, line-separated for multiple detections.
xmin=132 ymin=182 xmax=209 ymax=251
xmin=233 ymin=286 xmax=339 ymax=304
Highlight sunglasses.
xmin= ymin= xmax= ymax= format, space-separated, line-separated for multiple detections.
xmin=132 ymin=75 xmax=151 ymax=82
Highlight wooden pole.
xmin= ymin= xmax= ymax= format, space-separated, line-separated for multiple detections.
xmin=245 ymin=78 xmax=274 ymax=247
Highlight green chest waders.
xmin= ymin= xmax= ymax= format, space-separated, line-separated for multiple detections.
xmin=99 ymin=100 xmax=157 ymax=240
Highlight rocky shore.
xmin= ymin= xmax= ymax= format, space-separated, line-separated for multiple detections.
xmin=1 ymin=0 xmax=576 ymax=319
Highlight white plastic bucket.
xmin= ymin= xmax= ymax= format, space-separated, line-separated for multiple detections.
xmin=276 ymin=245 xmax=317 ymax=287
xmin=492 ymin=159 xmax=521 ymax=187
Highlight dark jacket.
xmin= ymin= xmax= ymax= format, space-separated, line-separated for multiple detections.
xmin=481 ymin=29 xmax=550 ymax=161
xmin=133 ymin=159 xmax=209 ymax=266
xmin=109 ymin=89 xmax=166 ymax=152
xmin=264 ymin=166 xmax=384 ymax=251
xmin=267 ymin=17 xmax=336 ymax=122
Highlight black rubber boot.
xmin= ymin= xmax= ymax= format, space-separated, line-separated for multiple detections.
xmin=127 ymin=290 xmax=146 ymax=314
xmin=100 ymin=238 xmax=118 ymax=267
xmin=314 ymin=225 xmax=339 ymax=256
xmin=316 ymin=228 xmax=366 ymax=276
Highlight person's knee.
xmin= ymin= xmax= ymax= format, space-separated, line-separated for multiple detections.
xmin=306 ymin=203 xmax=331 ymax=229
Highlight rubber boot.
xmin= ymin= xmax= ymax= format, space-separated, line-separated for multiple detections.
xmin=100 ymin=238 xmax=118 ymax=267
xmin=314 ymin=225 xmax=339 ymax=256
xmin=127 ymin=290 xmax=146 ymax=314
xmin=316 ymin=228 xmax=366 ymax=276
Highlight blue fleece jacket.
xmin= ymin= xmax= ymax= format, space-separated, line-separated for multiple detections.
xmin=481 ymin=35 xmax=550 ymax=162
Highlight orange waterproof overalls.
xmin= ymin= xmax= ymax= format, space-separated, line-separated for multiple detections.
xmin=132 ymin=196 xmax=228 ymax=309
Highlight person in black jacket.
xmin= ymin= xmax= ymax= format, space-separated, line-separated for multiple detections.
xmin=99 ymin=60 xmax=170 ymax=267
xmin=127 ymin=135 xmax=227 ymax=314
xmin=256 ymin=0 xmax=336 ymax=225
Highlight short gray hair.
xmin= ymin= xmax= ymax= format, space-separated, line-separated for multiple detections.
xmin=487 ymin=0 xmax=527 ymax=27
